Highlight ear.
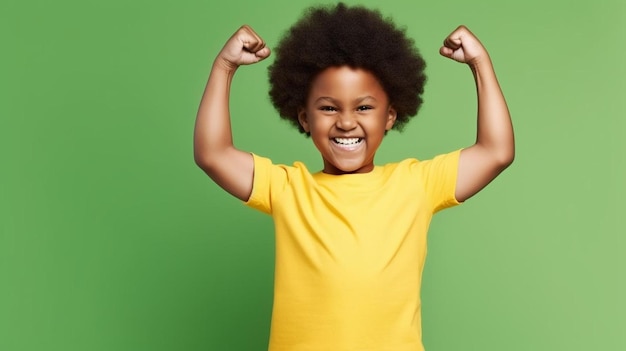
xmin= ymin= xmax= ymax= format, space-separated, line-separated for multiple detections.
xmin=298 ymin=107 xmax=310 ymax=133
xmin=385 ymin=106 xmax=397 ymax=130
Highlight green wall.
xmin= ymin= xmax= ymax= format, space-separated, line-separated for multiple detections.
xmin=2 ymin=0 xmax=624 ymax=350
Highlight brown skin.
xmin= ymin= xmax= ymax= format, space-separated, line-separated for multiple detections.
xmin=194 ymin=25 xmax=514 ymax=203
xmin=297 ymin=66 xmax=397 ymax=175
xmin=193 ymin=25 xmax=269 ymax=201
xmin=441 ymin=25 xmax=515 ymax=202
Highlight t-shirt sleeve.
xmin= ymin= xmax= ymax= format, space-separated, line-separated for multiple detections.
xmin=412 ymin=149 xmax=463 ymax=213
xmin=243 ymin=153 xmax=289 ymax=215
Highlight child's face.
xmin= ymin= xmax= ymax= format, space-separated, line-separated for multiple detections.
xmin=298 ymin=66 xmax=396 ymax=175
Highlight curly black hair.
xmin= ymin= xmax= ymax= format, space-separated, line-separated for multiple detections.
xmin=268 ymin=2 xmax=427 ymax=134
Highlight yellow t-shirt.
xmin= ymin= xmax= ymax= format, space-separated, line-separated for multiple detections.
xmin=245 ymin=150 xmax=461 ymax=351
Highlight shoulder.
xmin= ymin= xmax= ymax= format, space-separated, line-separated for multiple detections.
xmin=378 ymin=150 xmax=462 ymax=186
xmin=252 ymin=153 xmax=310 ymax=175
xmin=251 ymin=153 xmax=316 ymax=189
xmin=246 ymin=154 xmax=318 ymax=213
xmin=391 ymin=149 xmax=462 ymax=172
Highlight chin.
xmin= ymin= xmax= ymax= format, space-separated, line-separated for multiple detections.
xmin=327 ymin=162 xmax=370 ymax=175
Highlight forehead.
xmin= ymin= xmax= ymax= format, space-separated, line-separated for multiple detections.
xmin=308 ymin=66 xmax=388 ymax=101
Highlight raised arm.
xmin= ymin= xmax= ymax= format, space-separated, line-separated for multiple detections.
xmin=439 ymin=25 xmax=515 ymax=202
xmin=194 ymin=25 xmax=270 ymax=201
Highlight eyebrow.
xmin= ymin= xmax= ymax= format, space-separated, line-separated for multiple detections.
xmin=314 ymin=96 xmax=377 ymax=104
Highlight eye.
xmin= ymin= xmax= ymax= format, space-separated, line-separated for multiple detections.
xmin=319 ymin=106 xmax=337 ymax=112
xmin=356 ymin=105 xmax=373 ymax=111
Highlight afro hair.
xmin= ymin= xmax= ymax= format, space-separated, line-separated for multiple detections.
xmin=268 ymin=2 xmax=427 ymax=134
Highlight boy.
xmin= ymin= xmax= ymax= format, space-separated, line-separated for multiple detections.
xmin=194 ymin=3 xmax=514 ymax=350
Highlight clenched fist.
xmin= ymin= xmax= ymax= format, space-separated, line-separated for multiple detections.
xmin=439 ymin=25 xmax=489 ymax=66
xmin=215 ymin=25 xmax=271 ymax=71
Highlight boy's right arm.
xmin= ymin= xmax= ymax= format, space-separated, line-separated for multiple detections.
xmin=194 ymin=26 xmax=271 ymax=201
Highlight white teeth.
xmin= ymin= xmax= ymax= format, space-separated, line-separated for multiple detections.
xmin=334 ymin=138 xmax=361 ymax=145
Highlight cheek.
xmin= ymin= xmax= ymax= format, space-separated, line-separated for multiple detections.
xmin=307 ymin=119 xmax=327 ymax=140
xmin=308 ymin=114 xmax=333 ymax=131
xmin=367 ymin=117 xmax=389 ymax=132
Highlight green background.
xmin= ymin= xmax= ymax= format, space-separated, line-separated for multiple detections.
xmin=2 ymin=0 xmax=624 ymax=350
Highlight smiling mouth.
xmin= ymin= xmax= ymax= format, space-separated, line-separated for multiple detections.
xmin=331 ymin=137 xmax=364 ymax=151
xmin=332 ymin=137 xmax=363 ymax=145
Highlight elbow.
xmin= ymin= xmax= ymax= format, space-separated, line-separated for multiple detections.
xmin=475 ymin=140 xmax=515 ymax=171
xmin=194 ymin=149 xmax=217 ymax=174
xmin=194 ymin=154 xmax=208 ymax=170
xmin=193 ymin=138 xmax=217 ymax=172
xmin=194 ymin=157 xmax=220 ymax=177
xmin=495 ymin=147 xmax=515 ymax=171
xmin=194 ymin=144 xmax=235 ymax=176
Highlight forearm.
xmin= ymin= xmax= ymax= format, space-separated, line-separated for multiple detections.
xmin=193 ymin=63 xmax=238 ymax=168
xmin=193 ymin=25 xmax=267 ymax=200
xmin=471 ymin=57 xmax=515 ymax=165
xmin=442 ymin=25 xmax=515 ymax=201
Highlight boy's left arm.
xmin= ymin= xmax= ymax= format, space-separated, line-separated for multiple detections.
xmin=439 ymin=25 xmax=515 ymax=202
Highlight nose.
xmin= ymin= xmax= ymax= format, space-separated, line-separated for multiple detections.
xmin=335 ymin=112 xmax=357 ymax=131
